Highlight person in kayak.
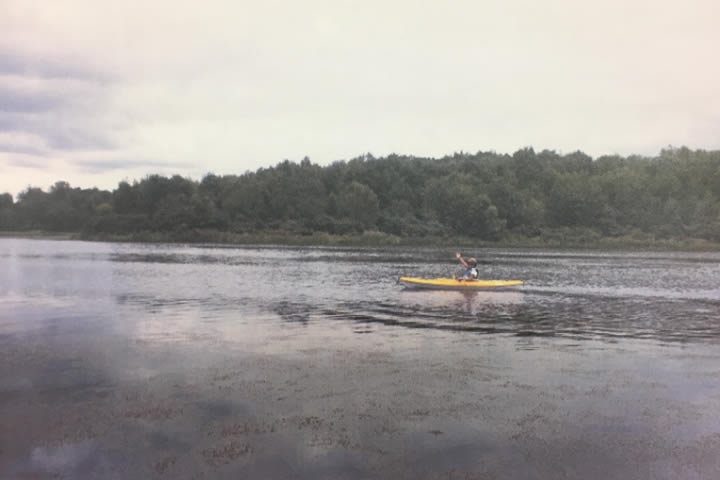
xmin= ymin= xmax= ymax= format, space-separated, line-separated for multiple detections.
xmin=456 ymin=252 xmax=478 ymax=280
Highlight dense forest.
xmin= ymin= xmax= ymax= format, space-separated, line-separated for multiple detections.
xmin=2 ymin=146 xmax=720 ymax=247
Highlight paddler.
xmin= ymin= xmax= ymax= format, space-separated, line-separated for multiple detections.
xmin=456 ymin=252 xmax=479 ymax=280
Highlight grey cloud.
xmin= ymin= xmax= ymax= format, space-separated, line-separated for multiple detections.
xmin=0 ymin=51 xmax=117 ymax=151
xmin=0 ymin=112 xmax=41 ymax=133
xmin=44 ymin=129 xmax=115 ymax=151
xmin=4 ymin=155 xmax=49 ymax=169
xmin=0 ymin=112 xmax=116 ymax=152
xmin=69 ymin=158 xmax=192 ymax=173
xmin=0 ymin=87 xmax=67 ymax=113
xmin=0 ymin=114 xmax=17 ymax=130
xmin=0 ymin=48 xmax=113 ymax=83
xmin=0 ymin=143 xmax=47 ymax=156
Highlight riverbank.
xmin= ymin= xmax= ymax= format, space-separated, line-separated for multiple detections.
xmin=2 ymin=228 xmax=720 ymax=251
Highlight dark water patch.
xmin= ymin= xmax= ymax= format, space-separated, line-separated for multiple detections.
xmin=486 ymin=249 xmax=720 ymax=262
xmin=196 ymin=400 xmax=249 ymax=423
xmin=272 ymin=300 xmax=312 ymax=325
xmin=109 ymin=252 xmax=264 ymax=266
xmin=2 ymin=252 xmax=92 ymax=261
xmin=146 ymin=430 xmax=194 ymax=452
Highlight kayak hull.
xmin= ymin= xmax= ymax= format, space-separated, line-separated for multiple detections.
xmin=399 ymin=277 xmax=523 ymax=290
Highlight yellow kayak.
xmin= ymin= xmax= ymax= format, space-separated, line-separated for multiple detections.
xmin=399 ymin=276 xmax=523 ymax=290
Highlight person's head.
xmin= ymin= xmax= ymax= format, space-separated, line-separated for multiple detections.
xmin=468 ymin=257 xmax=477 ymax=266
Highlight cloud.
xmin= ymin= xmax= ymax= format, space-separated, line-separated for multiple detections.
xmin=1 ymin=112 xmax=117 ymax=152
xmin=0 ymin=0 xmax=718 ymax=196
xmin=0 ymin=131 xmax=48 ymax=160
xmin=0 ymin=86 xmax=67 ymax=113
xmin=0 ymin=57 xmax=117 ymax=152
xmin=69 ymin=157 xmax=192 ymax=173
xmin=0 ymin=47 xmax=111 ymax=83
xmin=44 ymin=129 xmax=115 ymax=151
xmin=3 ymin=154 xmax=50 ymax=170
xmin=0 ymin=143 xmax=47 ymax=157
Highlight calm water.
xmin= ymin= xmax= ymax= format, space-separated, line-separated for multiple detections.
xmin=3 ymin=239 xmax=719 ymax=343
xmin=1 ymin=239 xmax=720 ymax=479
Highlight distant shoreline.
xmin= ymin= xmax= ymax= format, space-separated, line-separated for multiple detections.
xmin=2 ymin=229 xmax=720 ymax=251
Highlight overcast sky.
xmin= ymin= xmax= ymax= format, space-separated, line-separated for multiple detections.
xmin=1 ymin=0 xmax=718 ymax=196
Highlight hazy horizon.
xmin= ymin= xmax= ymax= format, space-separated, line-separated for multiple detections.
xmin=2 ymin=0 xmax=719 ymax=196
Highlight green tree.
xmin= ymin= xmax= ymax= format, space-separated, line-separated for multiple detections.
xmin=336 ymin=181 xmax=379 ymax=228
xmin=3 ymin=146 xmax=720 ymax=244
xmin=113 ymin=181 xmax=140 ymax=214
xmin=0 ymin=193 xmax=12 ymax=209
xmin=546 ymin=173 xmax=606 ymax=228
xmin=425 ymin=174 xmax=505 ymax=239
xmin=16 ymin=187 xmax=50 ymax=229
xmin=0 ymin=193 xmax=14 ymax=229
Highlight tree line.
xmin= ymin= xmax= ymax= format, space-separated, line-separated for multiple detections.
xmin=2 ymin=146 xmax=720 ymax=244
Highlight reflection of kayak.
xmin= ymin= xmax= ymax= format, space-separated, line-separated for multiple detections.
xmin=399 ymin=277 xmax=523 ymax=290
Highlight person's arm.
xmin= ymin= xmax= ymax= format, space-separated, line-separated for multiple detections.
xmin=456 ymin=252 xmax=469 ymax=269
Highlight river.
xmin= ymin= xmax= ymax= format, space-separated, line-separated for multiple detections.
xmin=1 ymin=238 xmax=719 ymax=479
